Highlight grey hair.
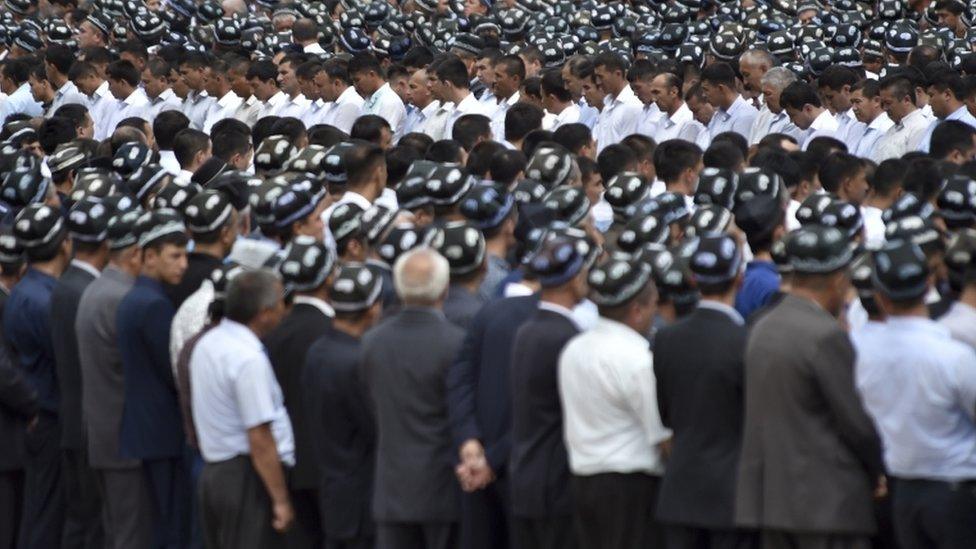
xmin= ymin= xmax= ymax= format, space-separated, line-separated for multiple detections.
xmin=225 ymin=268 xmax=282 ymax=324
xmin=740 ymin=49 xmax=777 ymax=69
xmin=761 ymin=67 xmax=798 ymax=91
xmin=393 ymin=247 xmax=450 ymax=305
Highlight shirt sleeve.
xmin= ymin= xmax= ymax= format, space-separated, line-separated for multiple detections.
xmin=622 ymin=347 xmax=671 ymax=446
xmin=234 ymin=353 xmax=280 ymax=429
xmin=952 ymin=346 xmax=976 ymax=422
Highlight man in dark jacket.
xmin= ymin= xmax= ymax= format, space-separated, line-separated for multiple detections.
xmin=361 ymin=247 xmax=465 ymax=549
xmin=116 ymin=210 xmax=190 ymax=548
xmin=654 ymin=234 xmax=756 ymax=548
xmin=265 ymin=236 xmax=336 ymax=547
xmin=303 ymin=263 xmax=382 ymax=549
xmin=3 ymin=204 xmax=72 ymax=549
xmin=51 ymin=197 xmax=110 ymax=548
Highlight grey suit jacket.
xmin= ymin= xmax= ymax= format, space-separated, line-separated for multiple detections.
xmin=361 ymin=307 xmax=465 ymax=523
xmin=735 ymin=294 xmax=884 ymax=535
xmin=77 ymin=266 xmax=139 ymax=469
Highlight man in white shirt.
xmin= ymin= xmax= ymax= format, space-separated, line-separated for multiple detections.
xmin=560 ymin=258 xmax=669 ymax=548
xmin=404 ymin=68 xmax=439 ymax=135
xmin=917 ymin=71 xmax=976 ymax=152
xmin=562 ymin=56 xmax=600 ymax=129
xmin=292 ymin=18 xmax=325 ymax=55
xmin=738 ymin=49 xmax=775 ymax=110
xmin=154 ymin=110 xmax=190 ymax=176
xmin=628 ymin=59 xmax=664 ymax=138
xmin=750 ymin=67 xmax=803 ymax=145
xmin=651 ymin=72 xmax=706 ymax=144
xmin=541 ymin=68 xmax=581 ymax=130
xmin=850 ymin=79 xmax=895 ymax=159
xmin=701 ymin=62 xmax=759 ymax=141
xmin=248 ymin=59 xmax=288 ymax=121
xmin=275 ymin=54 xmax=312 ymax=120
xmin=173 ymin=129 xmax=212 ymax=185
xmin=70 ymin=62 xmax=115 ymax=140
xmin=873 ymin=76 xmax=932 ymax=162
xmin=818 ymin=66 xmax=867 ymax=150
xmin=143 ymin=59 xmax=182 ymax=123
xmin=318 ymin=58 xmax=365 ymax=134
xmin=434 ymin=55 xmax=493 ymax=140
xmin=489 ymin=55 xmax=523 ymax=140
xmin=179 ymin=53 xmax=216 ymax=131
xmin=780 ymin=81 xmax=839 ymax=150
xmin=350 ymin=53 xmax=407 ymax=141
xmin=296 ymin=62 xmax=326 ymax=128
xmin=44 ymin=44 xmax=87 ymax=115
xmin=423 ymin=67 xmax=456 ymax=141
xmin=191 ymin=269 xmax=295 ymax=545
xmin=592 ymin=51 xmax=643 ymax=152
xmin=202 ymin=59 xmax=243 ymax=134
xmin=103 ymin=60 xmax=150 ymax=137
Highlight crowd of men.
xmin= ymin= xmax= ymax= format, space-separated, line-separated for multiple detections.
xmin=2 ymin=0 xmax=976 ymax=548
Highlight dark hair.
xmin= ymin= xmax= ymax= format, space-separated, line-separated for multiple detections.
xmin=321 ymin=58 xmax=349 ymax=84
xmin=522 ymin=75 xmax=543 ymax=99
xmin=118 ymin=39 xmax=148 ymax=63
xmin=751 ymin=147 xmax=801 ymax=189
xmin=212 ymin=129 xmax=252 ymax=162
xmin=519 ymin=46 xmax=544 ymax=67
xmin=44 ymin=44 xmax=75 ymax=75
xmin=879 ymin=76 xmax=917 ymax=104
xmin=870 ymin=158 xmax=908 ymax=198
xmin=711 ymin=132 xmax=749 ymax=159
xmin=402 ymin=46 xmax=434 ymax=70
xmin=817 ymin=65 xmax=858 ymax=91
xmin=779 ymin=81 xmax=822 ymax=109
xmin=146 ymin=58 xmax=171 ymax=80
xmin=211 ymin=118 xmax=250 ymax=139
xmin=81 ymin=47 xmax=114 ymax=67
xmin=522 ymin=130 xmax=554 ymax=158
xmin=173 ymin=129 xmax=210 ymax=168
xmin=67 ymin=61 xmax=98 ymax=82
xmin=452 ymin=114 xmax=492 ymax=151
xmin=806 ymin=136 xmax=848 ymax=160
xmin=26 ymin=233 xmax=67 ymax=263
xmin=744 ymin=206 xmax=785 ymax=252
xmin=292 ymin=18 xmax=318 ymax=42
xmin=540 ymin=68 xmax=571 ymax=102
xmin=654 ymin=140 xmax=703 ymax=184
xmin=908 ymin=45 xmax=941 ymax=71
xmin=593 ymin=51 xmax=629 ymax=76
xmin=851 ymin=78 xmax=881 ymax=98
xmin=621 ymin=134 xmax=656 ymax=164
xmin=348 ymin=53 xmax=383 ymax=78
xmin=246 ymin=59 xmax=278 ymax=82
xmin=106 ymin=60 xmax=140 ymax=87
xmin=818 ymin=152 xmax=864 ymax=194
xmin=398 ymin=132 xmax=434 ymax=157
xmin=495 ymin=54 xmax=526 ymax=81
xmin=903 ymin=157 xmax=945 ymax=201
xmin=578 ymin=155 xmax=599 ymax=184
xmin=308 ymin=124 xmax=349 ymax=148
xmin=704 ymin=142 xmax=745 ymax=171
xmin=271 ymin=117 xmax=308 ymax=145
xmin=117 ymin=117 xmax=148 ymax=133
xmin=757 ymin=132 xmax=799 ymax=150
xmin=553 ymin=123 xmax=592 ymax=155
xmin=626 ymin=58 xmax=658 ymax=83
xmin=143 ymin=231 xmax=189 ymax=255
xmin=489 ymin=149 xmax=526 ymax=185
xmin=929 ymin=70 xmax=968 ymax=100
xmin=700 ymin=62 xmax=736 ymax=88
xmin=345 ymin=143 xmax=386 ymax=187
xmin=598 ymin=144 xmax=638 ymax=182
xmin=2 ymin=58 xmax=30 ymax=84
xmin=426 ymin=139 xmax=465 ymax=163
xmin=466 ymin=141 xmax=506 ymax=178
xmin=505 ymin=102 xmax=544 ymax=142
xmin=154 ymin=110 xmax=190 ymax=151
xmin=386 ymin=145 xmax=422 ymax=187
xmin=252 ymin=116 xmax=281 ymax=149
xmin=434 ymin=55 xmax=469 ymax=88
xmin=179 ymin=51 xmax=209 ymax=70
xmin=29 ymin=63 xmax=47 ymax=84
xmin=936 ymin=0 xmax=965 ymax=14
xmin=111 ymin=127 xmax=146 ymax=155
xmin=386 ymin=63 xmax=409 ymax=82
xmin=350 ymin=114 xmax=391 ymax=145
xmin=37 ymin=117 xmax=76 ymax=156
xmin=931 ymin=119 xmax=976 ymax=160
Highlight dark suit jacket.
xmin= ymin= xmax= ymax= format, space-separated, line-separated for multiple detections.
xmin=117 ymin=276 xmax=184 ymax=460
xmin=3 ymin=268 xmax=59 ymax=413
xmin=264 ymin=300 xmax=332 ymax=490
xmin=446 ymin=294 xmax=539 ymax=472
xmin=653 ymin=305 xmax=746 ymax=529
xmin=735 ymin=294 xmax=884 ymax=534
xmin=509 ymin=308 xmax=579 ymax=519
xmin=51 ymin=264 xmax=97 ymax=450
xmin=163 ymin=252 xmax=222 ymax=308
xmin=303 ymin=325 xmax=375 ymax=540
xmin=362 ymin=307 xmax=464 ymax=522
xmin=0 ymin=287 xmax=38 ymax=472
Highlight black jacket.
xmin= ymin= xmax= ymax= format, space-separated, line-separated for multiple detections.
xmin=0 ymin=287 xmax=38 ymax=471
xmin=50 ymin=264 xmax=97 ymax=449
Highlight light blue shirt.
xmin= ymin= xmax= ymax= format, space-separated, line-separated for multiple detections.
xmin=0 ymin=82 xmax=42 ymax=123
xmin=707 ymin=94 xmax=758 ymax=141
xmin=917 ymin=105 xmax=976 ymax=153
xmin=835 ymin=109 xmax=867 ymax=152
xmin=851 ymin=113 xmax=894 ymax=159
xmin=578 ymin=99 xmax=599 ymax=130
xmin=853 ymin=317 xmax=976 ymax=481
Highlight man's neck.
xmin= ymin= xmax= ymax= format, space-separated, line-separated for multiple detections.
xmin=665 ymin=180 xmax=692 ymax=196
xmin=945 ymin=101 xmax=964 ymax=118
xmin=216 ymin=86 xmax=232 ymax=100
xmin=485 ymin=238 xmax=508 ymax=259
xmin=791 ymin=285 xmax=835 ymax=317
xmin=891 ymin=306 xmax=930 ymax=320
xmin=31 ymin=258 xmax=64 ymax=278
xmin=51 ymin=73 xmax=68 ymax=89
xmin=550 ymin=100 xmax=571 ymax=115
xmin=448 ymin=87 xmax=469 ymax=104
xmin=895 ymin=105 xmax=917 ymax=123
xmin=333 ymin=318 xmax=368 ymax=338
xmin=666 ymin=100 xmax=682 ymax=117
xmin=702 ymin=292 xmax=735 ymax=308
xmin=74 ymin=251 xmax=107 ymax=271
xmin=191 ymin=241 xmax=226 ymax=260
xmin=118 ymin=86 xmax=134 ymax=100
xmin=864 ymin=194 xmax=895 ymax=210
xmin=719 ymin=92 xmax=736 ymax=111
xmin=960 ymin=285 xmax=976 ymax=309
xmin=540 ymin=288 xmax=579 ymax=310
xmin=752 ymin=250 xmax=773 ymax=262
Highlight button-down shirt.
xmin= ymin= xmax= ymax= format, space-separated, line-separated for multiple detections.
xmin=749 ymin=106 xmax=803 ymax=145
xmin=183 ymin=90 xmax=216 ymax=131
xmin=0 ymin=82 xmax=42 ymax=124
xmin=490 ymin=91 xmax=519 ymax=142
xmin=559 ymin=317 xmax=670 ymax=476
xmin=444 ymin=91 xmax=494 ymax=140
xmin=87 ymin=81 xmax=116 ymax=141
xmin=256 ymin=90 xmax=288 ymax=121
xmin=872 ymin=108 xmax=931 ymax=162
xmin=655 ymin=102 xmax=706 ymax=145
xmin=202 ymin=90 xmax=243 ymax=133
xmin=303 ymin=42 xmax=326 ymax=55
xmin=917 ymin=105 xmax=976 ymax=153
xmin=707 ymin=94 xmax=758 ymax=141
xmin=404 ymin=100 xmax=440 ymax=136
xmin=851 ymin=113 xmax=895 ymax=159
xmin=104 ymin=87 xmax=150 ymax=138
xmin=145 ymin=88 xmax=182 ymax=122
xmin=191 ymin=318 xmax=295 ymax=466
xmin=862 ymin=205 xmax=886 ymax=250
xmin=579 ymin=99 xmax=599 ymax=130
xmin=158 ymin=150 xmax=181 ymax=176
xmin=424 ymin=101 xmax=455 ymax=141
xmin=233 ymin=95 xmax=261 ymax=127
xmin=594 ymin=84 xmax=643 ymax=152
xmin=276 ymin=93 xmax=312 ymax=120
xmin=362 ymin=82 xmax=407 ymax=141
xmin=319 ymin=86 xmax=365 ymax=134
xmin=853 ymin=317 xmax=976 ymax=480
xmin=551 ymin=103 xmax=581 ymax=130
xmin=940 ymin=301 xmax=976 ymax=351
xmin=637 ymin=102 xmax=663 ymax=138
xmin=47 ymin=81 xmax=87 ymax=117
xmin=800 ymin=109 xmax=840 ymax=150
xmin=834 ymin=108 xmax=867 ymax=152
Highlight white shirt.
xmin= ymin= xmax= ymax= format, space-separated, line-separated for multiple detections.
xmin=276 ymin=93 xmax=312 ymax=120
xmin=183 ymin=90 xmax=216 ymax=131
xmin=872 ymin=109 xmax=932 ymax=162
xmin=202 ymin=90 xmax=244 ymax=133
xmin=256 ymin=90 xmax=289 ymax=121
xmin=423 ymin=101 xmax=455 ymax=141
xmin=103 ymin=87 xmax=150 ymax=138
xmin=559 ymin=317 xmax=670 ymax=476
xmin=0 ymin=82 xmax=41 ymax=125
xmin=551 ymin=103 xmax=581 ymax=130
xmin=594 ymin=84 xmax=643 ymax=152
xmin=835 ymin=108 xmax=867 ymax=152
xmin=707 ymin=94 xmax=759 ymax=141
xmin=47 ymin=81 xmax=87 ymax=116
xmin=917 ymin=105 xmax=976 ymax=153
xmin=445 ymin=91 xmax=494 ymax=139
xmin=233 ymin=95 xmax=261 ymax=127
xmin=303 ymin=42 xmax=326 ymax=55
xmin=941 ymin=301 xmax=976 ymax=351
xmin=362 ymin=82 xmax=407 ymax=141
xmin=158 ymin=150 xmax=181 ymax=176
xmin=145 ymin=88 xmax=182 ymax=122
xmin=191 ymin=319 xmax=295 ymax=466
xmin=800 ymin=109 xmax=840 ymax=150
xmin=862 ymin=205 xmax=886 ymax=250
xmin=637 ymin=102 xmax=663 ymax=138
xmin=301 ymin=99 xmax=327 ymax=128
xmin=654 ymin=102 xmax=706 ymax=144
xmin=490 ymin=91 xmax=519 ymax=142
xmin=320 ymin=86 xmax=365 ymax=133
xmin=170 ymin=279 xmax=213 ymax=375
xmin=404 ymin=100 xmax=440 ymax=136
xmin=88 ymin=81 xmax=117 ymax=141
xmin=851 ymin=113 xmax=894 ymax=159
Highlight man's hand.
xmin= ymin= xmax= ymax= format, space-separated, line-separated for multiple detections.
xmin=873 ymin=475 xmax=888 ymax=499
xmin=272 ymin=499 xmax=295 ymax=533
xmin=459 ymin=439 xmax=484 ymax=462
xmin=456 ymin=439 xmax=494 ymax=492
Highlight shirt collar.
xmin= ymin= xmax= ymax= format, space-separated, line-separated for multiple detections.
xmin=502 ymin=91 xmax=520 ymax=108
xmin=421 ymin=99 xmax=441 ymax=117
xmin=667 ymin=102 xmax=693 ymax=126
xmin=95 ymin=80 xmax=111 ymax=98
xmin=337 ymin=85 xmax=361 ymax=104
xmin=607 ymin=84 xmax=637 ymax=107
xmin=720 ymin=94 xmax=746 ymax=119
xmin=293 ymin=295 xmax=335 ymax=318
xmin=898 ymin=108 xmax=925 ymax=127
xmin=868 ymin=112 xmax=893 ymax=130
xmin=71 ymin=258 xmax=101 ymax=278
xmin=267 ymin=90 xmax=287 ymax=107
xmin=810 ymin=109 xmax=838 ymax=131
xmin=55 ymin=81 xmax=75 ymax=97
xmin=217 ymin=318 xmax=264 ymax=351
xmin=338 ymin=190 xmax=372 ymax=209
xmin=697 ymin=299 xmax=744 ymax=325
xmin=539 ymin=300 xmax=579 ymax=327
xmin=218 ymin=90 xmax=241 ymax=107
xmin=455 ymin=91 xmax=477 ymax=111
xmin=947 ymin=105 xmax=970 ymax=121
xmin=369 ymin=82 xmax=392 ymax=105
xmin=122 ymin=87 xmax=147 ymax=106
xmin=596 ymin=316 xmax=648 ymax=345
xmin=557 ymin=103 xmax=580 ymax=121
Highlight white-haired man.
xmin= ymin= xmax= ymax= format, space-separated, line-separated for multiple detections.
xmin=361 ymin=248 xmax=466 ymax=549
xmin=749 ymin=67 xmax=803 ymax=145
